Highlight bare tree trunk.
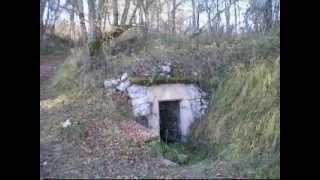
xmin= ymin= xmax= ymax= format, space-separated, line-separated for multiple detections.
xmin=207 ymin=13 xmax=211 ymax=32
xmin=142 ymin=1 xmax=149 ymax=28
xmin=156 ymin=0 xmax=161 ymax=31
xmin=87 ymin=0 xmax=98 ymax=41
xmin=139 ymin=3 xmax=144 ymax=25
xmin=129 ymin=0 xmax=140 ymax=24
xmin=40 ymin=0 xmax=47 ymax=26
xmin=40 ymin=0 xmax=48 ymax=39
xmin=51 ymin=0 xmax=61 ymax=35
xmin=103 ymin=10 xmax=108 ymax=30
xmin=216 ymin=0 xmax=220 ymax=33
xmin=171 ymin=0 xmax=176 ymax=34
xmin=97 ymin=0 xmax=105 ymax=32
xmin=204 ymin=0 xmax=212 ymax=32
xmin=234 ymin=1 xmax=237 ymax=35
xmin=142 ymin=0 xmax=155 ymax=31
xmin=44 ymin=1 xmax=51 ymax=35
xmin=224 ymin=0 xmax=230 ymax=34
xmin=69 ymin=0 xmax=75 ymax=44
xmin=112 ymin=0 xmax=119 ymax=26
xmin=167 ymin=0 xmax=170 ymax=31
xmin=191 ymin=0 xmax=196 ymax=32
xmin=45 ymin=0 xmax=60 ymax=36
xmin=274 ymin=0 xmax=280 ymax=26
xmin=196 ymin=5 xmax=200 ymax=31
xmin=121 ymin=0 xmax=131 ymax=25
xmin=144 ymin=8 xmax=149 ymax=30
xmin=76 ymin=0 xmax=88 ymax=44
xmin=263 ymin=0 xmax=273 ymax=30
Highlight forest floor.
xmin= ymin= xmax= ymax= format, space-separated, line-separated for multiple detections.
xmin=40 ymin=50 xmax=244 ymax=179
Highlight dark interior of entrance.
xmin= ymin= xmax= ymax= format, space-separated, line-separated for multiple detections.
xmin=159 ymin=100 xmax=181 ymax=143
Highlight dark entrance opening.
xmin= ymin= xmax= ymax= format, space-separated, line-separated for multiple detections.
xmin=159 ymin=100 xmax=181 ymax=143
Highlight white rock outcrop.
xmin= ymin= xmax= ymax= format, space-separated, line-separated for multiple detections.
xmin=116 ymin=80 xmax=130 ymax=92
xmin=127 ymin=85 xmax=151 ymax=116
xmin=62 ymin=119 xmax=71 ymax=128
xmin=104 ymin=73 xmax=131 ymax=93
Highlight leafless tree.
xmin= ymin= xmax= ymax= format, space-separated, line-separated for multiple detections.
xmin=43 ymin=0 xmax=61 ymax=36
xmin=87 ymin=0 xmax=100 ymax=41
xmin=75 ymin=0 xmax=88 ymax=44
xmin=97 ymin=0 xmax=107 ymax=32
xmin=121 ymin=0 xmax=131 ymax=25
xmin=129 ymin=0 xmax=140 ymax=24
xmin=40 ymin=0 xmax=48 ymax=38
xmin=156 ymin=0 xmax=162 ymax=31
xmin=172 ymin=0 xmax=176 ymax=34
xmin=70 ymin=2 xmax=75 ymax=43
xmin=191 ymin=0 xmax=197 ymax=32
xmin=263 ymin=0 xmax=273 ymax=30
xmin=224 ymin=0 xmax=231 ymax=34
xmin=234 ymin=1 xmax=238 ymax=34
xmin=112 ymin=0 xmax=119 ymax=26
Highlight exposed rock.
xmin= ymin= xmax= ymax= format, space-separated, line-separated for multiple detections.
xmin=127 ymin=85 xmax=148 ymax=99
xmin=160 ymin=158 xmax=178 ymax=167
xmin=131 ymin=98 xmax=151 ymax=116
xmin=120 ymin=72 xmax=128 ymax=81
xmin=104 ymin=73 xmax=131 ymax=92
xmin=104 ymin=79 xmax=120 ymax=88
xmin=161 ymin=65 xmax=171 ymax=74
xmin=62 ymin=119 xmax=71 ymax=128
xmin=116 ymin=80 xmax=130 ymax=92
xmin=127 ymin=85 xmax=151 ymax=116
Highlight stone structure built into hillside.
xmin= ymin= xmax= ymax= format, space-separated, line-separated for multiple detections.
xmin=127 ymin=83 xmax=207 ymax=143
xmin=104 ymin=61 xmax=208 ymax=143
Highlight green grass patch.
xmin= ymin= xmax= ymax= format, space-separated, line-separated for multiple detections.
xmin=191 ymin=58 xmax=280 ymax=178
xmin=49 ymin=48 xmax=84 ymax=93
xmin=146 ymin=140 xmax=208 ymax=165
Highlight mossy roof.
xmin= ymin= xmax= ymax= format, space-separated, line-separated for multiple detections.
xmin=129 ymin=77 xmax=198 ymax=86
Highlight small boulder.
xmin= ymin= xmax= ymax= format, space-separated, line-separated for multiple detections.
xmin=62 ymin=119 xmax=71 ymax=128
xmin=116 ymin=80 xmax=130 ymax=92
xmin=104 ymin=79 xmax=120 ymax=88
xmin=160 ymin=158 xmax=178 ymax=167
xmin=161 ymin=65 xmax=171 ymax=74
xmin=120 ymin=72 xmax=129 ymax=81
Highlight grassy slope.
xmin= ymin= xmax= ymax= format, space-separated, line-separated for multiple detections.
xmin=192 ymin=58 xmax=280 ymax=178
xmin=41 ymin=29 xmax=280 ymax=179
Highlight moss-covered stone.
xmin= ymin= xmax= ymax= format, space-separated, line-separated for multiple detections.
xmin=130 ymin=77 xmax=197 ymax=86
